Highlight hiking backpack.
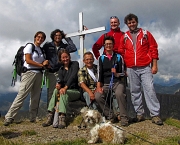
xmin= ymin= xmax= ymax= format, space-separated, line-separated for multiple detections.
xmin=11 ymin=43 xmax=43 ymax=86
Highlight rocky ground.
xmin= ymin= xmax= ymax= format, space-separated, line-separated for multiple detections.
xmin=1 ymin=101 xmax=180 ymax=145
xmin=0 ymin=116 xmax=180 ymax=145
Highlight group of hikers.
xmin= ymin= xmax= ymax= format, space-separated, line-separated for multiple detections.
xmin=3 ymin=13 xmax=163 ymax=128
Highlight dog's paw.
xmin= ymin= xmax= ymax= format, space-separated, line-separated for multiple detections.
xmin=88 ymin=140 xmax=95 ymax=144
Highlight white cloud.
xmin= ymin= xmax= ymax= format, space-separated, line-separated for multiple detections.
xmin=0 ymin=0 xmax=180 ymax=92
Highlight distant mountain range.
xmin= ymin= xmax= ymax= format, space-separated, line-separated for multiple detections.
xmin=0 ymin=83 xmax=180 ymax=116
xmin=154 ymin=83 xmax=180 ymax=94
xmin=0 ymin=89 xmax=47 ymax=116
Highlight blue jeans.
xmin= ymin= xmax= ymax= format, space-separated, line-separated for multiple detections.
xmin=83 ymin=92 xmax=97 ymax=109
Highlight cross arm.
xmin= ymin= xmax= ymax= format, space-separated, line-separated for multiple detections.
xmin=66 ymin=26 xmax=105 ymax=38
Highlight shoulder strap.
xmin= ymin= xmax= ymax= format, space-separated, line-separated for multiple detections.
xmin=101 ymin=55 xmax=105 ymax=62
xmin=25 ymin=43 xmax=45 ymax=58
xmin=25 ymin=43 xmax=35 ymax=52
xmin=116 ymin=54 xmax=121 ymax=62
xmin=101 ymin=54 xmax=120 ymax=63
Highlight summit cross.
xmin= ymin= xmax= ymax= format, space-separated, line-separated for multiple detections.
xmin=66 ymin=12 xmax=105 ymax=67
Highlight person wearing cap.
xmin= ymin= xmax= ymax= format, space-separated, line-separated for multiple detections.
xmin=92 ymin=16 xmax=124 ymax=59
xmin=43 ymin=29 xmax=77 ymax=107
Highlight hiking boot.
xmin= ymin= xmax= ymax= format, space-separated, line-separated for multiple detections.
xmin=30 ymin=119 xmax=36 ymax=123
xmin=115 ymin=113 xmax=121 ymax=121
xmin=110 ymin=118 xmax=116 ymax=123
xmin=42 ymin=112 xmax=54 ymax=127
xmin=136 ymin=115 xmax=145 ymax=122
xmin=117 ymin=115 xmax=121 ymax=121
xmin=4 ymin=118 xmax=14 ymax=126
xmin=120 ymin=116 xmax=129 ymax=126
xmin=58 ymin=115 xmax=66 ymax=129
xmin=152 ymin=116 xmax=163 ymax=125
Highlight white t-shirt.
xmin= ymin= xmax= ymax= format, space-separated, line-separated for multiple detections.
xmin=23 ymin=43 xmax=44 ymax=73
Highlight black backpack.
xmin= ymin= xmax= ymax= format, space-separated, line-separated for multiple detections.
xmin=11 ymin=43 xmax=43 ymax=86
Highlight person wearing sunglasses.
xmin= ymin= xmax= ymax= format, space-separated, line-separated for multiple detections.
xmin=92 ymin=16 xmax=124 ymax=59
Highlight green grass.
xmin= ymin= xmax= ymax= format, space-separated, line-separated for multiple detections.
xmin=0 ymin=136 xmax=23 ymax=145
xmin=69 ymin=115 xmax=83 ymax=126
xmin=125 ymin=132 xmax=152 ymax=145
xmin=33 ymin=138 xmax=87 ymax=145
xmin=22 ymin=130 xmax=37 ymax=136
xmin=157 ymin=136 xmax=180 ymax=145
xmin=164 ymin=118 xmax=180 ymax=128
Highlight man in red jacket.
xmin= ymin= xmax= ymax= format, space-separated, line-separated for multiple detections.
xmin=92 ymin=16 xmax=124 ymax=59
xmin=118 ymin=13 xmax=163 ymax=125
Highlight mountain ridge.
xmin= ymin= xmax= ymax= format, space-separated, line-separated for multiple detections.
xmin=0 ymin=83 xmax=180 ymax=116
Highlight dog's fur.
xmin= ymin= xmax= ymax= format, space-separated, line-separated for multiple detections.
xmin=80 ymin=107 xmax=125 ymax=144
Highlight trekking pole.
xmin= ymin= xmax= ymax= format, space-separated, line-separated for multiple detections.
xmin=108 ymin=64 xmax=117 ymax=119
xmin=102 ymin=64 xmax=117 ymax=119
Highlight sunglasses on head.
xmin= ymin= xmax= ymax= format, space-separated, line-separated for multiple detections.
xmin=110 ymin=16 xmax=118 ymax=19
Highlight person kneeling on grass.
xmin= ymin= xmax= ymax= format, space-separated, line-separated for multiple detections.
xmin=42 ymin=49 xmax=80 ymax=129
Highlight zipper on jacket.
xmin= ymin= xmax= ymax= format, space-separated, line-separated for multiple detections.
xmin=127 ymin=33 xmax=137 ymax=66
xmin=134 ymin=31 xmax=141 ymax=66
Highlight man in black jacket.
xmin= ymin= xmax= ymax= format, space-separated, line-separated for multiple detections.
xmin=43 ymin=29 xmax=77 ymax=106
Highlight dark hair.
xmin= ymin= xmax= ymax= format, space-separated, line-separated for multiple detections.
xmin=34 ymin=31 xmax=46 ymax=41
xmin=58 ymin=49 xmax=71 ymax=62
xmin=124 ymin=13 xmax=138 ymax=25
xmin=83 ymin=51 xmax=94 ymax=59
xmin=50 ymin=29 xmax=65 ymax=41
xmin=103 ymin=35 xmax=115 ymax=44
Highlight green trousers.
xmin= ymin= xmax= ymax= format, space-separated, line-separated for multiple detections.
xmin=48 ymin=88 xmax=80 ymax=114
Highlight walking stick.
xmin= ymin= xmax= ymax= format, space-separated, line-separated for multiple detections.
xmin=108 ymin=64 xmax=117 ymax=118
xmin=102 ymin=64 xmax=117 ymax=118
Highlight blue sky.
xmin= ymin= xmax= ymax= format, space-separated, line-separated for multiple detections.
xmin=0 ymin=0 xmax=180 ymax=93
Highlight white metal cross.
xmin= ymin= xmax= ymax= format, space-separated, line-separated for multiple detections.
xmin=66 ymin=12 xmax=105 ymax=67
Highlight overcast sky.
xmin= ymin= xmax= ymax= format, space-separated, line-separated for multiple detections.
xmin=0 ymin=0 xmax=180 ymax=93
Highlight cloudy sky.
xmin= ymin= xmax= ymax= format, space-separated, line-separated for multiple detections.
xmin=0 ymin=0 xmax=180 ymax=93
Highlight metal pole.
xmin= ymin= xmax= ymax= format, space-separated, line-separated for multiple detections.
xmin=79 ymin=12 xmax=84 ymax=68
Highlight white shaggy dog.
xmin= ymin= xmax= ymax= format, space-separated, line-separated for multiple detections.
xmin=80 ymin=107 xmax=125 ymax=144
